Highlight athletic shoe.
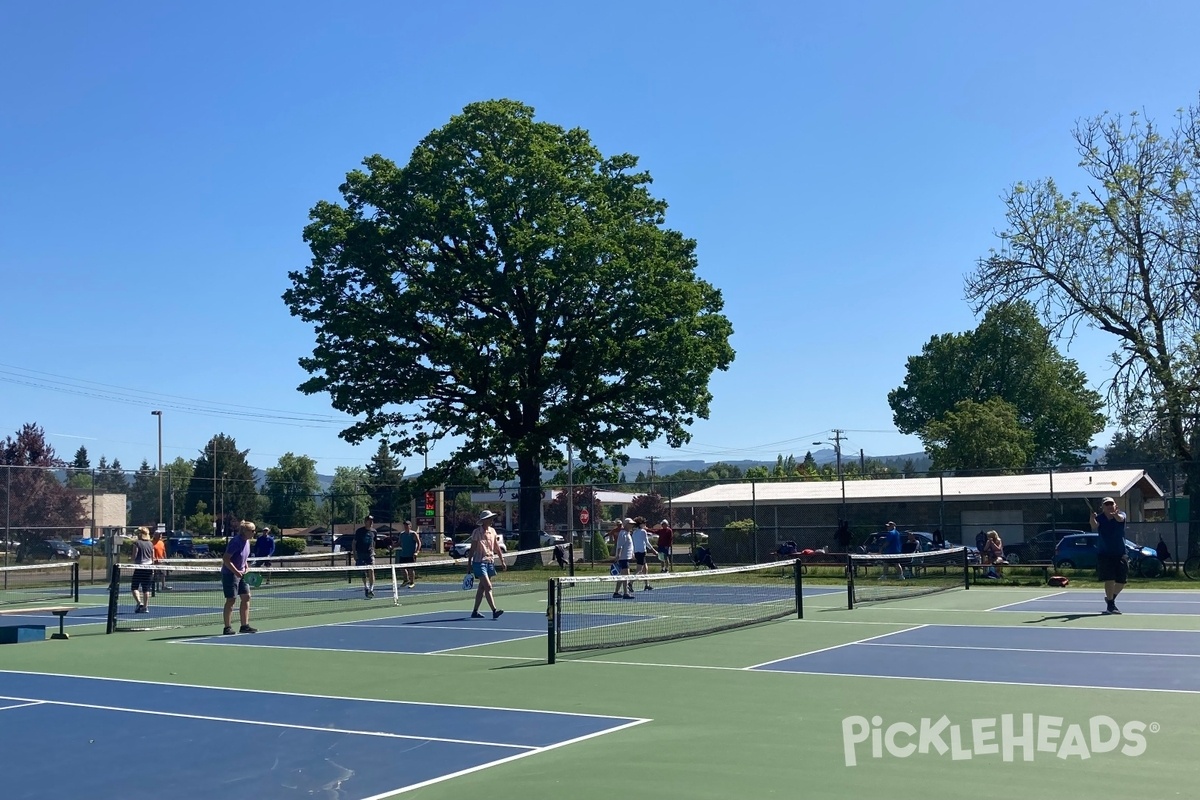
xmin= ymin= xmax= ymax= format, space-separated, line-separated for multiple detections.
xmin=366 ymin=590 xmax=375 ymax=599
xmin=612 ymin=592 xmax=621 ymax=599
xmin=222 ymin=626 xmax=235 ymax=635
xmin=643 ymin=585 xmax=653 ymax=591
xmin=239 ymin=625 xmax=258 ymax=633
xmin=471 ymin=612 xmax=485 ymax=619
xmin=622 ymin=594 xmax=634 ymax=599
xmin=1109 ymin=605 xmax=1122 ymax=615
xmin=492 ymin=609 xmax=504 ymax=620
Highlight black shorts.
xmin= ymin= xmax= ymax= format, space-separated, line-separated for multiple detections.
xmin=634 ymin=552 xmax=647 ymax=566
xmin=131 ymin=569 xmax=153 ymax=592
xmin=221 ymin=571 xmax=249 ymax=599
xmin=396 ymin=555 xmax=415 ymax=564
xmin=355 ymin=555 xmax=375 ymax=567
xmin=1096 ymin=554 xmax=1128 ymax=584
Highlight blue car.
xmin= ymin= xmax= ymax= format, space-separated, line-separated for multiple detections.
xmin=1053 ymin=533 xmax=1161 ymax=577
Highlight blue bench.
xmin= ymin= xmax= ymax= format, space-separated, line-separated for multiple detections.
xmin=0 ymin=607 xmax=73 ymax=640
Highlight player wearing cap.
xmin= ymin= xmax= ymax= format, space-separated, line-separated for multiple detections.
xmin=631 ymin=517 xmax=658 ymax=591
xmin=469 ymin=510 xmax=506 ymax=619
xmin=354 ymin=514 xmax=376 ymax=599
xmin=612 ymin=518 xmax=635 ymax=599
xmin=131 ymin=526 xmax=155 ymax=614
xmin=1091 ymin=497 xmax=1128 ymax=614
xmin=656 ymin=519 xmax=674 ymax=572
xmin=254 ymin=525 xmax=275 ymax=585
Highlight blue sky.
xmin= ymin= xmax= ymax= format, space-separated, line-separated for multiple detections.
xmin=2 ymin=1 xmax=1198 ymax=476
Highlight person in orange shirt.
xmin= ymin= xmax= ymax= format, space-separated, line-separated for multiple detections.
xmin=151 ymin=530 xmax=169 ymax=592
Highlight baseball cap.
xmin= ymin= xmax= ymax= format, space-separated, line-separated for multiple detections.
xmin=1101 ymin=497 xmax=1116 ymax=505
xmin=623 ymin=517 xmax=635 ymax=525
xmin=660 ymin=519 xmax=670 ymax=526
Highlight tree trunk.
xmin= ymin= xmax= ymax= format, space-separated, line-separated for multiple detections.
xmin=1186 ymin=458 xmax=1200 ymax=561
xmin=517 ymin=454 xmax=543 ymax=554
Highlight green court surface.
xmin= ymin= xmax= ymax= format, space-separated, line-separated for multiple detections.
xmin=3 ymin=579 xmax=1198 ymax=799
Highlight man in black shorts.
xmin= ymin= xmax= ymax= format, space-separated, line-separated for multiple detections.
xmin=130 ymin=527 xmax=156 ymax=614
xmin=1091 ymin=496 xmax=1129 ymax=614
xmin=354 ymin=514 xmax=377 ymax=599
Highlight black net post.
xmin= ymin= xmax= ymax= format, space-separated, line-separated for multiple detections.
xmin=105 ymin=564 xmax=120 ymax=634
xmin=72 ymin=561 xmax=80 ymax=602
xmin=567 ymin=538 xmax=575 ymax=577
xmin=546 ymin=579 xmax=556 ymax=665
xmin=846 ymin=552 xmax=855 ymax=610
xmin=794 ymin=557 xmax=803 ymax=619
xmin=962 ymin=545 xmax=970 ymax=590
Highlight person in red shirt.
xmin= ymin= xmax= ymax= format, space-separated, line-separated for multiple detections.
xmin=656 ymin=520 xmax=674 ymax=573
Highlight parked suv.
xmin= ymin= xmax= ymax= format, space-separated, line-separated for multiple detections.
xmin=1053 ymin=533 xmax=1161 ymax=576
xmin=166 ymin=536 xmax=210 ymax=558
xmin=24 ymin=539 xmax=80 ymax=561
xmin=1004 ymin=529 xmax=1085 ymax=564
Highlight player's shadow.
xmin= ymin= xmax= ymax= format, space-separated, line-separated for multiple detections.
xmin=1023 ymin=613 xmax=1107 ymax=623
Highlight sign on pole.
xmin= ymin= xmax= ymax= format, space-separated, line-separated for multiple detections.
xmin=579 ymin=509 xmax=590 ymax=525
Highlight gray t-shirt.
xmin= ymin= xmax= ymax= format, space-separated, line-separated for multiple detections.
xmin=133 ymin=539 xmax=155 ymax=566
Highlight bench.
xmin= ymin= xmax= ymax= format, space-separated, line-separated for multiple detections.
xmin=0 ymin=606 xmax=74 ymax=640
xmin=972 ymin=563 xmax=1053 ymax=583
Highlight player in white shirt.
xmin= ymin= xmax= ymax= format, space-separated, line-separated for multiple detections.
xmin=631 ymin=517 xmax=658 ymax=591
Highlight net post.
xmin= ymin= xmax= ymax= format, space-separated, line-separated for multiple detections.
xmin=794 ymin=557 xmax=803 ymax=619
xmin=846 ymin=552 xmax=855 ymax=610
xmin=568 ymin=538 xmax=575 ymax=577
xmin=546 ymin=579 xmax=557 ymax=665
xmin=962 ymin=545 xmax=970 ymax=591
xmin=73 ymin=561 xmax=80 ymax=602
xmin=105 ymin=563 xmax=120 ymax=634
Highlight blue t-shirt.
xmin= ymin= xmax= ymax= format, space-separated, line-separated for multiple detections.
xmin=254 ymin=533 xmax=275 ymax=558
xmin=1096 ymin=512 xmax=1127 ymax=556
xmin=222 ymin=535 xmax=251 ymax=575
xmin=884 ymin=529 xmax=902 ymax=555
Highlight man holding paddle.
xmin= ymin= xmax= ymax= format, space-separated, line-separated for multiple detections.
xmin=1091 ymin=497 xmax=1129 ymax=615
xmin=221 ymin=520 xmax=258 ymax=635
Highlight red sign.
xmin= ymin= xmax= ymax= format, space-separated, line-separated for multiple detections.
xmin=579 ymin=509 xmax=590 ymax=525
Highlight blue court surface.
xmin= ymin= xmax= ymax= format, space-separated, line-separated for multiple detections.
xmin=0 ymin=671 xmax=646 ymax=800
xmin=182 ymin=609 xmax=551 ymax=654
xmin=752 ymin=624 xmax=1200 ymax=692
xmin=0 ymin=605 xmax=108 ymax=627
xmin=991 ymin=589 xmax=1200 ymax=615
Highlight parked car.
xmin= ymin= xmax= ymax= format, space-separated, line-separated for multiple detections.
xmin=540 ymin=533 xmax=566 ymax=547
xmin=24 ymin=539 xmax=80 ymax=560
xmin=1003 ymin=529 xmax=1086 ymax=564
xmin=166 ymin=537 xmax=210 ymax=558
xmin=1053 ymin=533 xmax=1161 ymax=576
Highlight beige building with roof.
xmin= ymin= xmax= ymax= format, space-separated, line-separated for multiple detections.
xmin=669 ymin=469 xmax=1164 ymax=552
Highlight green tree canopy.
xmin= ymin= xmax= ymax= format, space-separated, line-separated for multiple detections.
xmin=185 ymin=434 xmax=259 ymax=531
xmin=263 ymin=452 xmax=322 ymax=529
xmin=328 ymin=466 xmax=370 ymax=525
xmin=284 ymin=100 xmax=735 ymax=548
xmin=922 ymin=398 xmax=1036 ymax=472
xmin=365 ymin=441 xmax=411 ymax=524
xmin=965 ymin=101 xmax=1200 ymax=552
xmin=888 ymin=301 xmax=1105 ymax=468
xmin=1 ymin=424 xmax=87 ymax=558
xmin=128 ymin=459 xmax=159 ymax=527
xmin=164 ymin=456 xmax=194 ymax=531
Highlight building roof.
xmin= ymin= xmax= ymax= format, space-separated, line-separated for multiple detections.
xmin=671 ymin=469 xmax=1163 ymax=507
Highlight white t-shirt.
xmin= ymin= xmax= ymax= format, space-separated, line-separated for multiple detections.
xmin=632 ymin=527 xmax=651 ymax=553
xmin=615 ymin=529 xmax=634 ymax=560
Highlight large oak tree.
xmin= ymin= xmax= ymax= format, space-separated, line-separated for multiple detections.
xmin=285 ymin=100 xmax=735 ymax=549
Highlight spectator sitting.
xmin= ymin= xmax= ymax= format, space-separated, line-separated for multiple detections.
xmin=932 ymin=528 xmax=945 ymax=549
xmin=982 ymin=530 xmax=1007 ymax=579
xmin=775 ymin=541 xmax=799 ymax=559
xmin=1156 ymin=538 xmax=1172 ymax=563
xmin=694 ymin=546 xmax=717 ymax=570
xmin=902 ymin=532 xmax=920 ymax=554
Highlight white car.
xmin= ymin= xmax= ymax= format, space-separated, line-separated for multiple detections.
xmin=540 ymin=533 xmax=566 ymax=547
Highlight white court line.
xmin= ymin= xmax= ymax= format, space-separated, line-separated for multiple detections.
xmin=746 ymin=667 xmax=1200 ymax=695
xmin=177 ymin=640 xmax=535 ymax=660
xmin=742 ymin=624 xmax=929 ymax=670
xmin=986 ymin=591 xmax=1067 ymax=611
xmin=860 ymin=641 xmax=1200 ymax=659
xmin=0 ymin=694 xmax=535 ymax=749
xmin=359 ymin=717 xmax=652 ymax=800
xmin=0 ymin=700 xmax=44 ymax=712
xmin=0 ymin=669 xmax=629 ymax=719
xmin=430 ymin=633 xmax=546 ymax=653
xmin=797 ymin=619 xmax=1200 ymax=633
xmin=343 ymin=623 xmax=545 ymax=633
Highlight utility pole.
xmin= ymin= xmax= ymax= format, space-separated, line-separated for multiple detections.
xmin=648 ymin=456 xmax=657 ymax=491
xmin=814 ymin=429 xmax=848 ymax=521
xmin=151 ymin=410 xmax=163 ymax=527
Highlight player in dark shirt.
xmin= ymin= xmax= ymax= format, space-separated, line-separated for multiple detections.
xmin=1091 ymin=497 xmax=1128 ymax=614
xmin=354 ymin=514 xmax=377 ymax=599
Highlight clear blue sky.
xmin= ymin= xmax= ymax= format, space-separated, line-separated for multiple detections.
xmin=2 ymin=1 xmax=1198 ymax=476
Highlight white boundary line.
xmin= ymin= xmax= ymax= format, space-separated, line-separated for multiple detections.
xmin=0 ymin=669 xmax=637 ymax=720
xmin=342 ymin=623 xmax=545 ymax=634
xmin=0 ymin=693 xmax=535 ymax=749
xmin=742 ymin=624 xmax=928 ymax=670
xmin=176 ymin=640 xmax=535 ymax=660
xmin=985 ymin=591 xmax=1068 ymax=611
xmin=0 ymin=700 xmax=44 ymax=712
xmin=860 ymin=641 xmax=1200 ymax=659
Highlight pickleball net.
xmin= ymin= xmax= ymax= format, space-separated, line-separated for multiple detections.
xmin=1 ymin=562 xmax=79 ymax=606
xmin=106 ymin=545 xmax=560 ymax=632
xmin=548 ymin=560 xmax=803 ymax=660
xmin=846 ymin=546 xmax=969 ymax=609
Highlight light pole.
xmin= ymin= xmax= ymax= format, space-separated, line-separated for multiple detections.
xmin=151 ymin=411 xmax=163 ymax=527
xmin=814 ymin=429 xmax=847 ymax=521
